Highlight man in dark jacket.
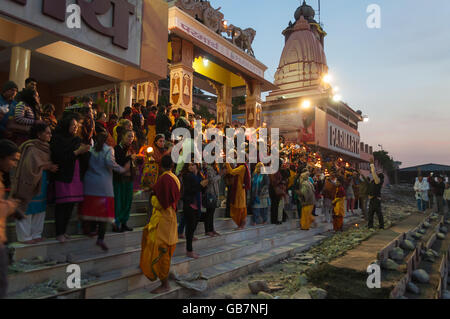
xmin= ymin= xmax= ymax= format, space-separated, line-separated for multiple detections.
xmin=155 ymin=105 xmax=172 ymax=140
xmin=429 ymin=174 xmax=445 ymax=214
xmin=368 ymin=159 xmax=384 ymax=229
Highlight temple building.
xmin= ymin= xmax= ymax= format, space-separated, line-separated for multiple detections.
xmin=262 ymin=1 xmax=372 ymax=167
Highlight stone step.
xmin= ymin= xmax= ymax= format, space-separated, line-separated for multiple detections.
xmin=45 ymin=217 xmax=360 ymax=300
xmin=9 ymin=215 xmax=272 ymax=262
xmin=7 ymin=218 xmax=300 ymax=297
xmin=6 ymin=212 xmax=149 ymax=244
xmin=117 ymin=229 xmax=331 ymax=299
xmin=50 ymin=224 xmax=332 ymax=300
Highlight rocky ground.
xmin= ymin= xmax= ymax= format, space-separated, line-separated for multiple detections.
xmin=200 ymin=184 xmax=420 ymax=299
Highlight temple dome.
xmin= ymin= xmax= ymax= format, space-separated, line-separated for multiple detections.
xmin=274 ymin=16 xmax=328 ymax=89
xmin=294 ymin=0 xmax=315 ymax=21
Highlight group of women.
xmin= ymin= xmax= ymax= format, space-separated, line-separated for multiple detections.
xmin=9 ymin=112 xmax=137 ymax=251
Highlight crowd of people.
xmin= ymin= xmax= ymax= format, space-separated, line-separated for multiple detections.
xmin=414 ymin=173 xmax=450 ymax=214
xmin=0 ymin=77 xmax=389 ymax=297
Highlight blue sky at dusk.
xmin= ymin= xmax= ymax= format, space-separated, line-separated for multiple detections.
xmin=209 ymin=0 xmax=450 ymax=168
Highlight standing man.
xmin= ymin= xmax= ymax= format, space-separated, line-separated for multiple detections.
xmin=358 ymin=173 xmax=370 ymax=218
xmin=0 ymin=139 xmax=21 ymax=298
xmin=140 ymin=155 xmax=180 ymax=294
xmin=429 ymin=175 xmax=445 ymax=215
xmin=15 ymin=78 xmax=38 ymax=102
xmin=367 ymin=158 xmax=384 ymax=230
xmin=414 ymin=175 xmax=429 ymax=212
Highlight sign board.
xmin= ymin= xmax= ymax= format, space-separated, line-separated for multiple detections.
xmin=170 ymin=11 xmax=264 ymax=78
xmin=0 ymin=0 xmax=143 ymax=66
xmin=262 ymin=106 xmax=315 ymax=144
xmin=328 ymin=121 xmax=361 ymax=158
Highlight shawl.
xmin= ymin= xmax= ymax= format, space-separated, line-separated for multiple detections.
xmin=231 ymin=164 xmax=251 ymax=204
xmin=153 ymin=171 xmax=181 ymax=210
xmin=10 ymin=139 xmax=52 ymax=214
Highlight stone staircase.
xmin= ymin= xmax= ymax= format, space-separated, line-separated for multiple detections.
xmin=6 ymin=194 xmax=360 ymax=299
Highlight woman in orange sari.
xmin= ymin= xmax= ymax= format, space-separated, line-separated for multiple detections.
xmin=140 ymin=155 xmax=180 ymax=294
xmin=332 ymin=179 xmax=346 ymax=232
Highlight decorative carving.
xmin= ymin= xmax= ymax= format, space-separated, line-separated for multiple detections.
xmin=175 ymin=0 xmax=256 ymax=57
xmin=175 ymin=0 xmax=224 ymax=34
xmin=182 ymin=74 xmax=192 ymax=106
xmin=225 ymin=25 xmax=256 ymax=57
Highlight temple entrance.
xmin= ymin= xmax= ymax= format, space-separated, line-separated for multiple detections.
xmin=162 ymin=2 xmax=276 ymax=128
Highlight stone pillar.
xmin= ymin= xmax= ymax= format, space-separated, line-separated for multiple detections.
xmin=118 ymin=81 xmax=132 ymax=116
xmin=169 ymin=37 xmax=194 ymax=115
xmin=209 ymin=81 xmax=232 ymax=126
xmin=9 ymin=46 xmax=31 ymax=90
xmin=245 ymin=79 xmax=262 ymax=128
xmin=136 ymin=81 xmax=159 ymax=106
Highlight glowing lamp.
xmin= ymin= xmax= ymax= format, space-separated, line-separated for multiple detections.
xmin=203 ymin=59 xmax=209 ymax=67
xmin=147 ymin=147 xmax=154 ymax=154
xmin=322 ymin=74 xmax=332 ymax=84
xmin=301 ymin=100 xmax=311 ymax=109
xmin=333 ymin=94 xmax=342 ymax=102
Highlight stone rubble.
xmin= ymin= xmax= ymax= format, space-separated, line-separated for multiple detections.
xmin=248 ymin=280 xmax=270 ymax=295
xmin=406 ymin=282 xmax=420 ymax=295
xmin=412 ymin=269 xmax=430 ymax=284
xmin=389 ymin=247 xmax=404 ymax=262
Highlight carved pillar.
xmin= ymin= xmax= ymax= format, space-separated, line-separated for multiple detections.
xmin=209 ymin=81 xmax=232 ymax=126
xmin=136 ymin=81 xmax=159 ymax=106
xmin=9 ymin=46 xmax=31 ymax=90
xmin=245 ymin=79 xmax=262 ymax=128
xmin=170 ymin=37 xmax=194 ymax=114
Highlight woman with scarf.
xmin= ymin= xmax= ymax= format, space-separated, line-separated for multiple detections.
xmin=298 ymin=171 xmax=315 ymax=230
xmin=332 ymin=178 xmax=346 ymax=232
xmin=113 ymin=119 xmax=133 ymax=145
xmin=132 ymin=113 xmax=146 ymax=152
xmin=79 ymin=132 xmax=129 ymax=251
xmin=204 ymin=162 xmax=222 ymax=237
xmin=146 ymin=106 xmax=157 ymax=147
xmin=182 ymin=162 xmax=208 ymax=259
xmin=113 ymin=130 xmax=136 ymax=232
xmin=78 ymin=106 xmax=95 ymax=145
xmin=41 ymin=104 xmax=57 ymax=131
xmin=50 ymin=113 xmax=91 ymax=243
xmin=0 ymin=139 xmax=20 ymax=299
xmin=10 ymin=123 xmax=58 ymax=244
xmin=225 ymin=162 xmax=251 ymax=230
xmin=146 ymin=134 xmax=172 ymax=176
xmin=250 ymin=163 xmax=271 ymax=226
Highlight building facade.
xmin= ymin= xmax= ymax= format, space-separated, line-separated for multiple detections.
xmin=262 ymin=1 xmax=374 ymax=168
